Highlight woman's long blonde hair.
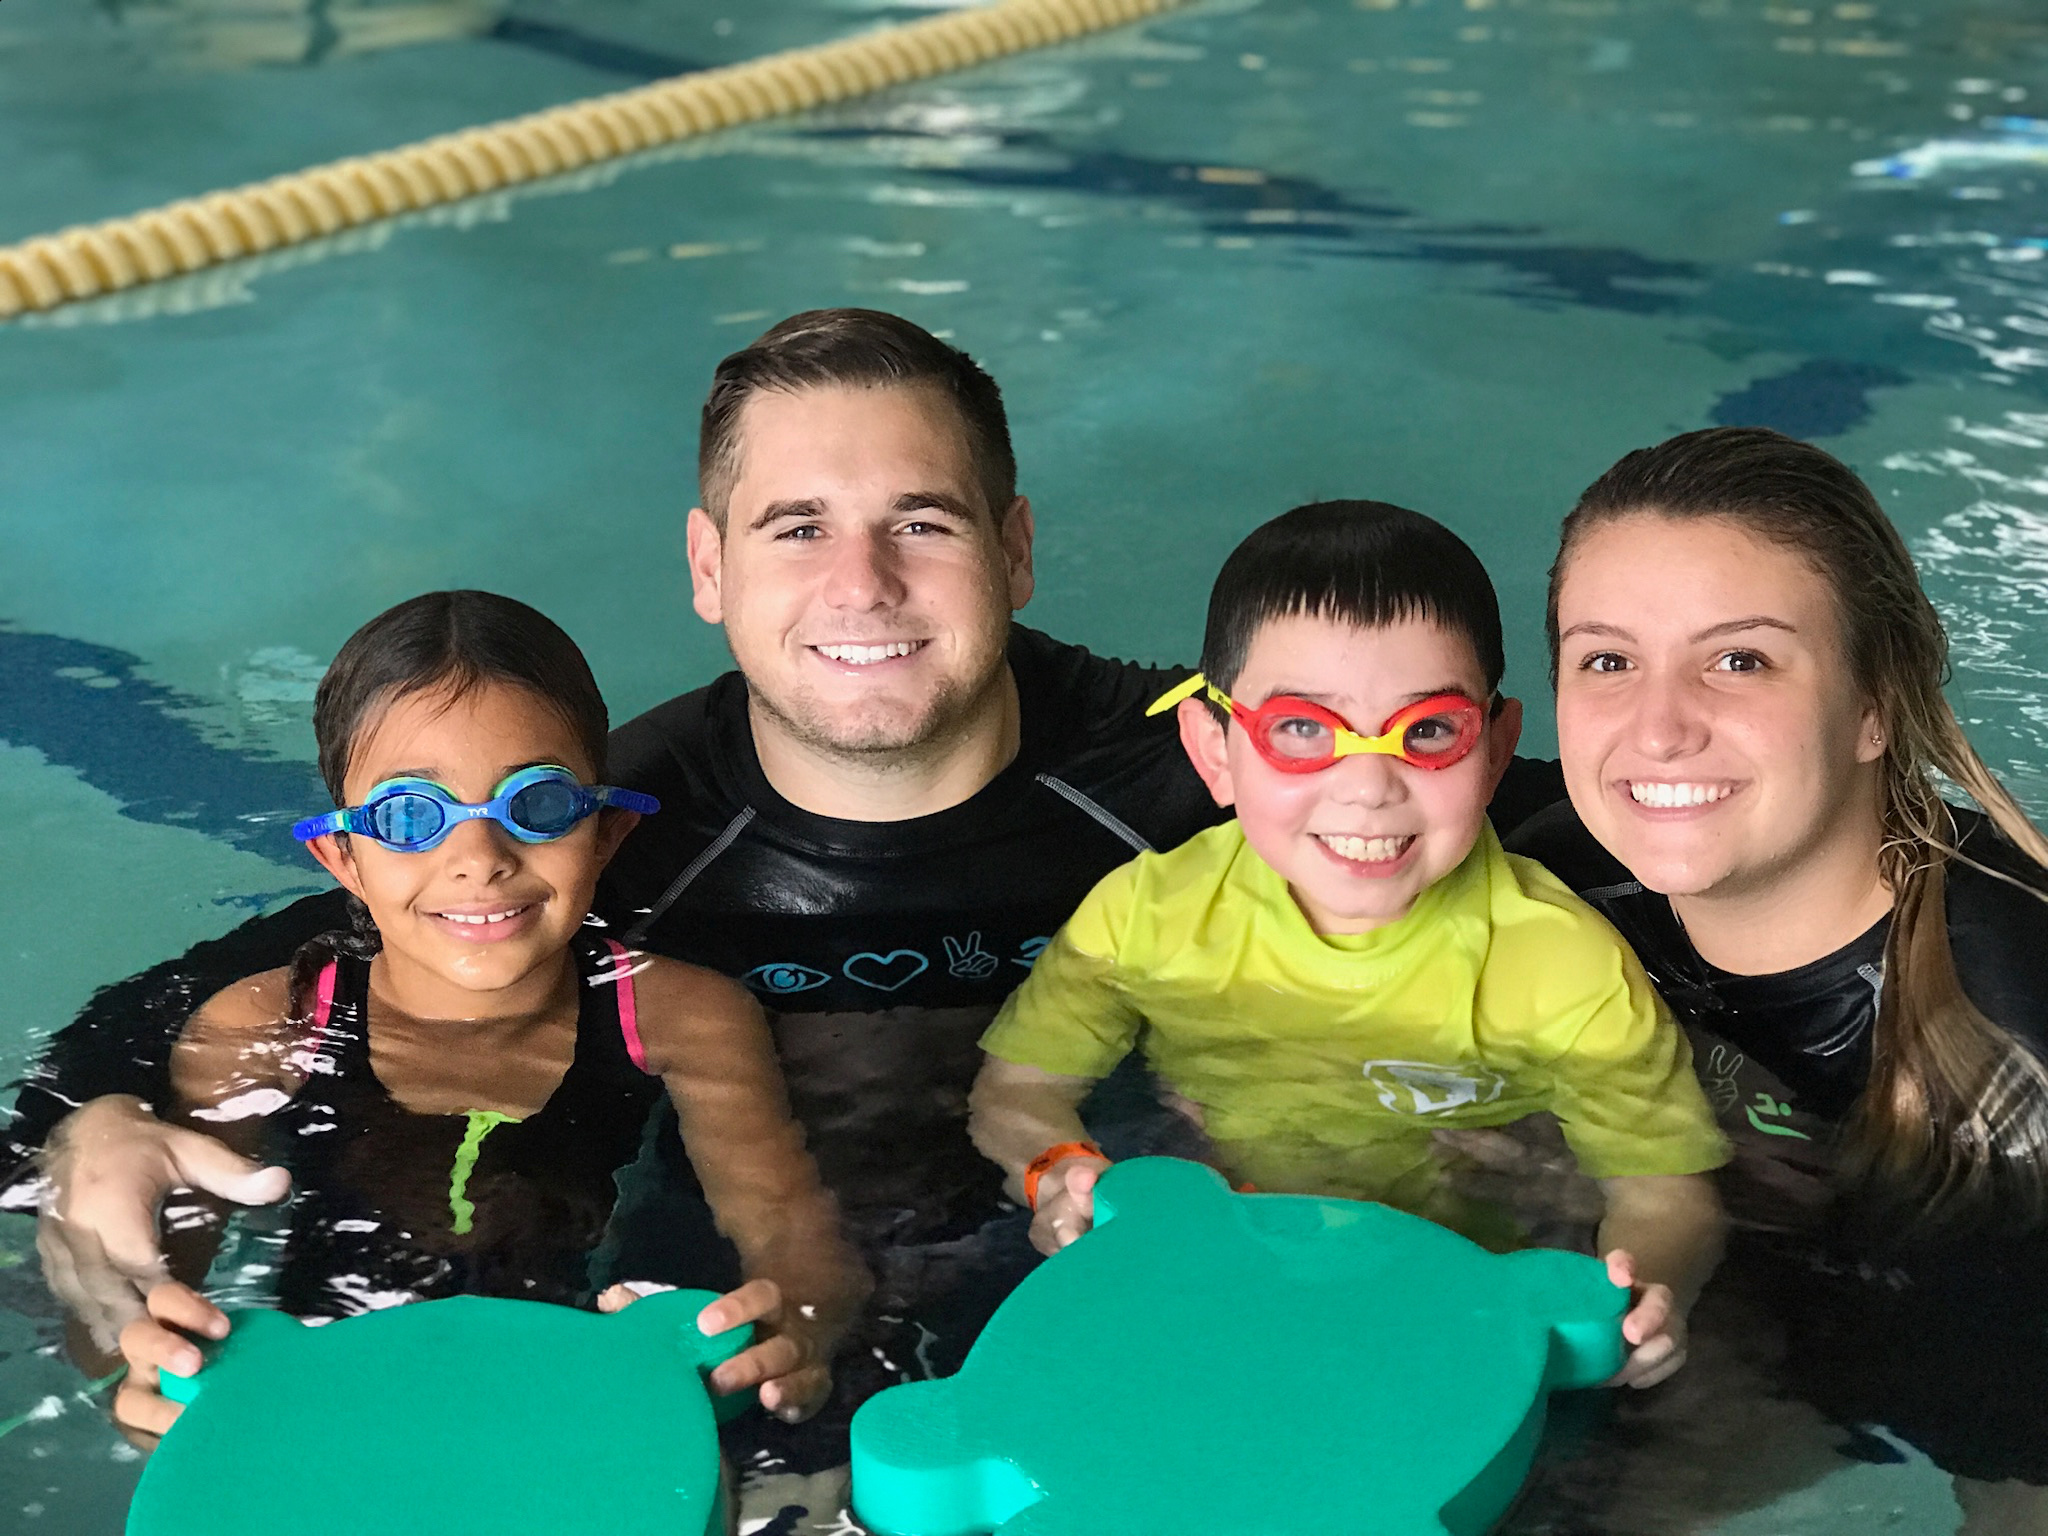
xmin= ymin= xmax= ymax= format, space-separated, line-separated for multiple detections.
xmin=1549 ymin=426 xmax=2048 ymax=1225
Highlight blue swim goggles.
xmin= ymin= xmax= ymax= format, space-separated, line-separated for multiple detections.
xmin=292 ymin=765 xmax=659 ymax=853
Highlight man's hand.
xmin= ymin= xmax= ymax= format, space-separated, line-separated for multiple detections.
xmin=1603 ymin=1249 xmax=1688 ymax=1389
xmin=598 ymin=1278 xmax=834 ymax=1423
xmin=37 ymin=1096 xmax=289 ymax=1349
xmin=1027 ymin=1154 xmax=1110 ymax=1256
xmin=114 ymin=1281 xmax=230 ymax=1440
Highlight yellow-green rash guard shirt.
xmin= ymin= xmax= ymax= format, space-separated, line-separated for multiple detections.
xmin=982 ymin=820 xmax=1729 ymax=1207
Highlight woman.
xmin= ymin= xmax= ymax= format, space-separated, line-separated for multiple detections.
xmin=1510 ymin=425 xmax=2048 ymax=1525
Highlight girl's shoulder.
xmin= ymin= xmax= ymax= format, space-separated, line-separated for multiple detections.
xmin=175 ymin=967 xmax=310 ymax=1107
xmin=192 ymin=966 xmax=297 ymax=1032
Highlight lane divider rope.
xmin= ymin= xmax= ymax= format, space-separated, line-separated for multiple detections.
xmin=0 ymin=0 xmax=1185 ymax=320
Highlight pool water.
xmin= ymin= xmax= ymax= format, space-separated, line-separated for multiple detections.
xmin=1 ymin=0 xmax=2045 ymax=1529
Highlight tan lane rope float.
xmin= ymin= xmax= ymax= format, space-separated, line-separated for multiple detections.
xmin=0 ymin=0 xmax=1185 ymax=320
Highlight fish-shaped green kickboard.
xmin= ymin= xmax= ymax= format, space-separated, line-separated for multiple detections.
xmin=126 ymin=1289 xmax=749 ymax=1536
xmin=850 ymin=1158 xmax=1625 ymax=1536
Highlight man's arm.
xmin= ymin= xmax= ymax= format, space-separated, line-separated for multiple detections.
xmin=1 ymin=888 xmax=347 ymax=1199
xmin=12 ymin=893 xmax=341 ymax=1347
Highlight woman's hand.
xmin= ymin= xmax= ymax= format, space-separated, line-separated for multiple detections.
xmin=599 ymin=1278 xmax=833 ymax=1422
xmin=36 ymin=1096 xmax=288 ymax=1350
xmin=113 ymin=1282 xmax=230 ymax=1439
xmin=1028 ymin=1155 xmax=1111 ymax=1256
xmin=1603 ymin=1250 xmax=1688 ymax=1389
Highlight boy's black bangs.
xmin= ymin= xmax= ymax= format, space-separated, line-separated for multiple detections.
xmin=1199 ymin=500 xmax=1505 ymax=698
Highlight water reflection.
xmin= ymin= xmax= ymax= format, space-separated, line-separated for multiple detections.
xmin=95 ymin=0 xmax=505 ymax=71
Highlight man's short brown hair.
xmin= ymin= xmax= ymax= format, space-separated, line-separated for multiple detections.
xmin=697 ymin=308 xmax=1017 ymax=527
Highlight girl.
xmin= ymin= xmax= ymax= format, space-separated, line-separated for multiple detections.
xmin=1515 ymin=426 xmax=2048 ymax=1526
xmin=115 ymin=591 xmax=868 ymax=1438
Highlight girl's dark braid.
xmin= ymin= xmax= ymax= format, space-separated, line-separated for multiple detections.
xmin=285 ymin=895 xmax=383 ymax=1025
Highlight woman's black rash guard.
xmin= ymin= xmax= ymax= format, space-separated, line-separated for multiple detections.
xmin=1507 ymin=800 xmax=2048 ymax=1483
xmin=1506 ymin=799 xmax=2048 ymax=1178
xmin=1 ymin=625 xmax=1566 ymax=1233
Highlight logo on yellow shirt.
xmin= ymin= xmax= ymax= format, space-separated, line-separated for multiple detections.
xmin=1361 ymin=1060 xmax=1508 ymax=1116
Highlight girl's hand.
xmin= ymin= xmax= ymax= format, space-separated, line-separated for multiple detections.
xmin=1603 ymin=1250 xmax=1688 ymax=1389
xmin=599 ymin=1278 xmax=832 ymax=1423
xmin=113 ymin=1282 xmax=230 ymax=1438
xmin=1028 ymin=1155 xmax=1110 ymax=1256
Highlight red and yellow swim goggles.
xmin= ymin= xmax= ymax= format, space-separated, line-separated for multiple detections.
xmin=1147 ymin=674 xmax=1489 ymax=774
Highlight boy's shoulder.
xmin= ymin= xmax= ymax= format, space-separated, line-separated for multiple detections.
xmin=1105 ymin=820 xmax=1259 ymax=907
xmin=1064 ymin=822 xmax=1261 ymax=957
xmin=1475 ymin=829 xmax=1650 ymax=992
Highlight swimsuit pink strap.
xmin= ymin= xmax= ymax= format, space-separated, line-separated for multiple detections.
xmin=307 ymin=959 xmax=339 ymax=1050
xmin=603 ymin=939 xmax=649 ymax=1074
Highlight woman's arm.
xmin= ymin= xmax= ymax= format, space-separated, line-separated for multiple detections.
xmin=629 ymin=958 xmax=870 ymax=1421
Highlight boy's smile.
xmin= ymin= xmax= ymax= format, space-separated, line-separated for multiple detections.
xmin=1179 ymin=614 xmax=1520 ymax=935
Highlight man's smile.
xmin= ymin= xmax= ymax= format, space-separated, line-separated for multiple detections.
xmin=810 ymin=640 xmax=930 ymax=667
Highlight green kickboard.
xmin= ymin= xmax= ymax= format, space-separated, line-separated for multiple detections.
xmin=850 ymin=1158 xmax=1626 ymax=1536
xmin=126 ymin=1289 xmax=749 ymax=1536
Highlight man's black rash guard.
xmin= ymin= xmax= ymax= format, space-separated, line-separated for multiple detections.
xmin=595 ymin=626 xmax=1223 ymax=1246
xmin=1 ymin=624 xmax=1565 ymax=1227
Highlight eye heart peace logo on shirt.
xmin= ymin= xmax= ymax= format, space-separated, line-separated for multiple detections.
xmin=842 ymin=949 xmax=930 ymax=992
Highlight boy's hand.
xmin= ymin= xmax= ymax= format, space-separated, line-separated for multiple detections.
xmin=1028 ymin=1154 xmax=1110 ymax=1255
xmin=114 ymin=1281 xmax=229 ymax=1439
xmin=1603 ymin=1250 xmax=1687 ymax=1389
xmin=598 ymin=1278 xmax=832 ymax=1423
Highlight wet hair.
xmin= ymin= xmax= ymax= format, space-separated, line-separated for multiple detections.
xmin=1550 ymin=426 xmax=2048 ymax=1226
xmin=1199 ymin=500 xmax=1506 ymax=699
xmin=697 ymin=308 xmax=1017 ymax=527
xmin=313 ymin=590 xmax=610 ymax=804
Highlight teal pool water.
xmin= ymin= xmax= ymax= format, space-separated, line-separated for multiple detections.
xmin=2 ymin=0 xmax=2045 ymax=1528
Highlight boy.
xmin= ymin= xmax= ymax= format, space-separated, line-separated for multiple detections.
xmin=969 ymin=501 xmax=1729 ymax=1387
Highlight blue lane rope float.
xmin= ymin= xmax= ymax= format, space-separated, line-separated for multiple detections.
xmin=0 ymin=0 xmax=1185 ymax=320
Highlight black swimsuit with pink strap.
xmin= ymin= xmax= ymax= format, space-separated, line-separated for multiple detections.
xmin=269 ymin=930 xmax=660 ymax=1319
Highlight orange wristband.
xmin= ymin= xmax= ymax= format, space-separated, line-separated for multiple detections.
xmin=1023 ymin=1140 xmax=1106 ymax=1212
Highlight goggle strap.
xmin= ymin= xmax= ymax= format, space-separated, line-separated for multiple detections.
xmin=1145 ymin=672 xmax=1212 ymax=717
xmin=594 ymin=786 xmax=662 ymax=816
xmin=291 ymin=809 xmax=350 ymax=842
